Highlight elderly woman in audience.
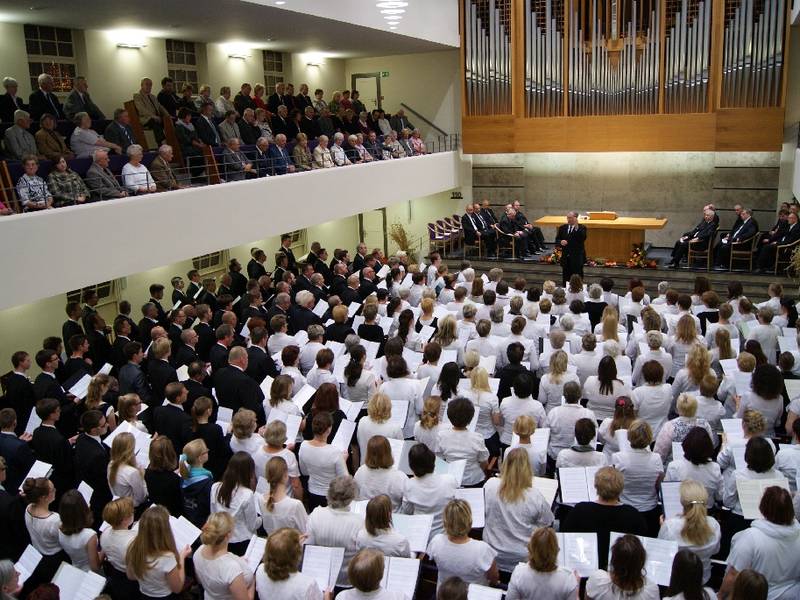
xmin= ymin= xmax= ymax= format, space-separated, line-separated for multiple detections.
xmin=70 ymin=111 xmax=121 ymax=158
xmin=356 ymin=495 xmax=412 ymax=557
xmin=330 ymin=132 xmax=351 ymax=166
xmin=121 ymin=144 xmax=156 ymax=194
xmin=253 ymin=108 xmax=273 ymax=141
xmin=46 ymin=154 xmax=88 ymax=207
xmin=409 ymin=128 xmax=427 ymax=155
xmin=483 ymin=447 xmax=554 ymax=572
xmin=658 ymin=480 xmax=721 ymax=585
xmin=16 ymin=155 xmax=53 ymax=211
xmin=291 ymin=132 xmax=313 ymax=171
xmin=654 ymin=393 xmax=714 ymax=463
xmin=312 ymin=134 xmax=334 ymax=169
xmin=506 ymin=528 xmax=578 ymax=600
xmin=736 ymin=363 xmax=783 ymax=437
xmin=354 ymin=435 xmax=408 ymax=510
xmin=586 ymin=534 xmax=660 ymax=600
xmin=351 ymin=132 xmax=373 ymax=163
xmin=584 ymin=356 xmax=631 ymax=420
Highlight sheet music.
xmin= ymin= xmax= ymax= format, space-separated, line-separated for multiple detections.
xmin=377 ymin=264 xmax=391 ymax=279
xmin=557 ymin=532 xmax=599 ymax=577
xmin=392 ymin=513 xmax=433 ymax=554
xmin=294 ymin=330 xmax=309 ymax=348
xmin=400 ymin=273 xmax=413 ymax=288
xmin=672 ymin=442 xmax=684 ymax=462
xmin=388 ymin=400 xmax=410 ymax=428
xmin=24 ymin=409 xmax=42 ymax=435
xmin=350 ymin=500 xmax=369 ymax=514
xmin=379 ymin=316 xmax=394 ymax=335
xmin=313 ymin=299 xmax=328 ymax=317
xmin=20 ymin=460 xmax=53 ymax=489
xmin=325 ymin=340 xmax=346 ymax=359
xmin=363 ymin=340 xmax=381 ymax=363
xmin=440 ymin=348 xmax=458 ymax=365
xmin=231 ymin=296 xmax=241 ymax=306
xmin=736 ymin=478 xmax=790 ymax=519
xmin=15 ymin=545 xmax=42 ymax=585
xmin=733 ymin=372 xmax=752 ymax=396
xmin=98 ymin=363 xmax=113 ymax=376
xmin=302 ymin=545 xmax=344 ymax=591
xmin=401 ymin=348 xmax=424 ymax=373
xmin=348 ymin=302 xmax=361 ymax=318
xmin=331 ymin=418 xmax=356 ymax=452
xmin=377 ymin=280 xmax=388 ymax=290
xmin=778 ymin=336 xmax=798 ymax=352
xmin=339 ymin=398 xmax=363 ymax=421
xmin=558 ymin=467 xmax=592 ymax=504
xmin=785 ymin=379 xmax=800 ymax=402
xmin=171 ymin=300 xmax=182 ymax=311
xmin=782 ymin=326 xmax=797 ymax=337
xmin=608 ymin=533 xmax=678 ymax=586
xmin=260 ymin=375 xmax=274 ymax=397
xmin=176 ymin=364 xmax=189 ymax=382
xmin=454 ymin=487 xmax=484 ymax=528
xmin=719 ymin=359 xmax=739 ymax=377
xmin=240 ymin=322 xmax=250 ymax=340
xmin=721 ymin=419 xmax=742 ymax=435
xmin=193 ymin=286 xmax=204 ymax=299
xmin=77 ymin=481 xmax=93 ymax=504
xmin=51 ymin=562 xmax=106 ymax=600
xmin=419 ymin=325 xmax=436 ymax=342
xmin=244 ymin=535 xmax=267 ymax=572
xmin=68 ymin=374 xmax=92 ymax=399
xmin=661 ymin=482 xmax=683 ymax=520
xmin=467 ymin=584 xmax=503 ymax=600
xmin=217 ymin=406 xmax=234 ymax=423
xmin=382 ymin=557 xmax=420 ymax=600
xmin=387 ymin=438 xmax=408 ymax=470
xmin=534 ymin=477 xmax=559 ymax=506
xmin=291 ymin=383 xmax=317 ymax=411
xmin=266 ymin=410 xmax=302 ymax=443
xmin=169 ymin=515 xmax=201 ymax=549
xmin=352 ymin=315 xmax=365 ymax=330
xmin=435 ymin=458 xmax=466 ymax=486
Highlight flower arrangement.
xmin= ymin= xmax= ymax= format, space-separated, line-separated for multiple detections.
xmin=626 ymin=243 xmax=658 ymax=269
xmin=389 ymin=223 xmax=419 ymax=263
xmin=540 ymin=246 xmax=562 ymax=264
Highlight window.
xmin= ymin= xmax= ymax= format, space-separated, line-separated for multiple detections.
xmin=285 ymin=230 xmax=306 ymax=255
xmin=24 ymin=24 xmax=76 ymax=93
xmin=263 ymin=50 xmax=284 ymax=90
xmin=192 ymin=250 xmax=228 ymax=274
xmin=66 ymin=281 xmax=116 ymax=305
xmin=166 ymin=39 xmax=199 ymax=92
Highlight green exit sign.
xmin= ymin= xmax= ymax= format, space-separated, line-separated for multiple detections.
xmin=381 ymin=71 xmax=390 ymax=78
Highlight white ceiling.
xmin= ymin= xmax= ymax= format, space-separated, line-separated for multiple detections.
xmin=0 ymin=0 xmax=457 ymax=57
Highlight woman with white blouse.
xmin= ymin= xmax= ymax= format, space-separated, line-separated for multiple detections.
xmin=259 ymin=456 xmax=308 ymax=534
xmin=548 ymin=381 xmax=597 ymax=461
xmin=736 ymin=363 xmax=784 ymax=437
xmin=353 ymin=436 xmax=408 ymax=510
xmin=498 ymin=375 xmax=547 ymax=447
xmin=654 ymin=394 xmax=715 ymax=463
xmin=356 ymin=494 xmax=412 ymax=557
xmin=253 ymin=420 xmax=303 ymax=499
xmin=379 ymin=356 xmax=420 ymax=438
xmin=612 ymin=419 xmax=664 ymax=535
xmin=585 ymin=534 xmax=660 ymax=600
xmin=460 ymin=366 xmax=502 ymax=454
xmin=22 ymin=478 xmax=66 ymax=584
xmin=356 ymin=392 xmax=403 ymax=463
xmin=631 ymin=360 xmax=672 ymax=437
xmin=400 ymin=443 xmax=458 ymax=540
xmin=121 ymin=144 xmax=157 ymax=194
xmin=210 ymin=452 xmax=262 ymax=556
xmin=100 ymin=497 xmax=139 ymax=598
xmin=483 ymin=448 xmax=555 ymax=572
xmin=193 ymin=511 xmax=254 ymax=600
xmin=670 ymin=315 xmax=703 ymax=378
xmin=414 ymin=396 xmax=443 ymax=454
xmin=657 ymin=480 xmax=721 ymax=584
xmin=255 ymin=527 xmax=327 ymax=600
xmin=299 ymin=412 xmax=348 ymax=510
xmin=344 ymin=345 xmax=379 ymax=404
xmin=264 ymin=375 xmax=304 ymax=423
xmin=584 ymin=356 xmax=631 ymax=420
xmin=665 ymin=427 xmax=722 ymax=507
xmin=671 ymin=344 xmax=716 ymax=403
xmin=663 ymin=549 xmax=716 ymax=600
xmin=723 ymin=437 xmax=786 ymax=518
xmin=538 ymin=350 xmax=581 ymax=413
xmin=598 ymin=396 xmax=637 ymax=463
xmin=126 ymin=506 xmax=192 ymax=600
xmin=506 ymin=528 xmax=579 ymax=600
xmin=279 ymin=346 xmax=307 ymax=396
xmin=438 ymin=398 xmax=490 ymax=486
xmin=228 ymin=408 xmax=262 ymax=455
xmin=306 ymin=475 xmax=365 ymax=587
xmin=631 ymin=329 xmax=672 ymax=385
xmin=108 ymin=432 xmax=148 ymax=509
xmin=433 ymin=316 xmax=466 ymax=367
xmin=717 ymin=408 xmax=775 ymax=474
xmin=603 ymin=340 xmax=632 ymax=375
xmin=57 ymin=490 xmax=101 ymax=572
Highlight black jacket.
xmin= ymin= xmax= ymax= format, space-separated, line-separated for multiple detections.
xmin=30 ymin=425 xmax=74 ymax=496
xmin=0 ymin=93 xmax=26 ymax=123
xmin=0 ymin=431 xmax=35 ymax=494
xmin=153 ymin=403 xmax=193 ymax=456
xmin=213 ymin=366 xmax=266 ymax=425
xmin=28 ymin=89 xmax=64 ymax=120
xmin=148 ymin=359 xmax=178 ymax=401
xmin=245 ymin=346 xmax=279 ymax=384
xmin=288 ymin=305 xmax=322 ymax=335
xmin=3 ymin=373 xmax=35 ymax=436
xmin=555 ymin=224 xmax=587 ymax=268
xmin=194 ymin=322 xmax=215 ymax=361
xmin=73 ymin=433 xmax=111 ymax=523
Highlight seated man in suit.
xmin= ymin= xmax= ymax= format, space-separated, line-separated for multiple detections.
xmin=667 ymin=208 xmax=717 ymax=268
xmin=103 ymin=108 xmax=137 ymax=155
xmin=714 ymin=207 xmax=758 ymax=269
xmin=3 ymin=109 xmax=38 ymax=160
xmin=268 ymin=133 xmax=296 ymax=175
xmin=196 ymin=101 xmax=221 ymax=146
xmin=389 ymin=108 xmax=414 ymax=133
xmin=149 ymin=144 xmax=183 ymax=192
xmin=512 ymin=200 xmax=545 ymax=253
xmin=28 ymin=73 xmax=64 ymax=120
xmin=174 ymin=107 xmax=207 ymax=184
xmin=85 ymin=148 xmax=127 ymax=202
xmin=461 ymin=202 xmax=496 ymax=254
xmin=133 ymin=77 xmax=169 ymax=144
xmin=253 ymin=137 xmax=272 ymax=178
xmin=498 ymin=206 xmax=530 ymax=257
xmin=238 ymin=108 xmax=260 ymax=145
xmin=0 ymin=77 xmax=27 ymax=123
xmin=35 ymin=113 xmax=74 ymax=161
xmin=157 ymin=77 xmax=179 ymax=118
xmin=756 ymin=211 xmax=800 ymax=272
xmin=221 ymin=137 xmax=255 ymax=182
xmin=218 ymin=110 xmax=241 ymax=143
xmin=757 ymin=208 xmax=789 ymax=248
xmin=64 ymin=76 xmax=105 ymax=121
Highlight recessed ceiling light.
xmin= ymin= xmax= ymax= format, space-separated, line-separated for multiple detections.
xmin=384 ymin=15 xmax=402 ymax=21
xmin=381 ymin=8 xmax=405 ymax=14
xmin=275 ymin=0 xmax=286 ymax=4
xmin=390 ymin=26 xmax=398 ymax=30
xmin=376 ymin=1 xmax=408 ymax=7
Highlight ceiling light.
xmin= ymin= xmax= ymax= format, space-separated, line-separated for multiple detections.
xmin=390 ymin=26 xmax=398 ymax=30
xmin=275 ymin=1 xmax=286 ymax=4
xmin=384 ymin=15 xmax=402 ymax=21
xmin=376 ymin=1 xmax=408 ymax=7
xmin=112 ymin=30 xmax=149 ymax=48
xmin=380 ymin=8 xmax=405 ymax=14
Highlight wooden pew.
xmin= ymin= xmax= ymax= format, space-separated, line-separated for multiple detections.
xmin=161 ymin=115 xmax=184 ymax=166
xmin=201 ymin=146 xmax=221 ymax=185
xmin=0 ymin=161 xmax=20 ymax=213
xmin=123 ymin=100 xmax=150 ymax=150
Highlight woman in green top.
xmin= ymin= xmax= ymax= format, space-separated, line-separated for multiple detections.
xmin=47 ymin=154 xmax=89 ymax=206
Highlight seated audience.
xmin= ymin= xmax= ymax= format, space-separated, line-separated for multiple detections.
xmin=47 ymin=154 xmax=89 ymax=206
xmin=70 ymin=111 xmax=120 ymax=158
xmin=121 ymin=144 xmax=157 ymax=194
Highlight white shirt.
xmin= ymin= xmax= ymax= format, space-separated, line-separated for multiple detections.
xmin=556 ymin=446 xmax=607 ymax=469
xmin=583 ymin=378 xmax=631 ymax=421
xmin=256 ymin=570 xmax=322 ymax=600
xmin=506 ymin=564 xmax=578 ymax=600
xmin=108 ymin=464 xmax=148 ymax=506
xmin=299 ymin=341 xmax=326 ymax=374
xmin=121 ymin=162 xmax=156 ymax=193
xmin=572 ymin=350 xmax=602 ymax=384
xmin=499 ymin=395 xmax=547 ymax=445
xmin=298 ymin=442 xmax=348 ymax=496
xmin=306 ymin=367 xmax=338 ymax=390
xmin=259 ymin=495 xmax=308 ymax=534
xmin=230 ymin=434 xmax=262 ymax=456
xmin=193 ymin=548 xmax=253 ymax=600
xmin=345 ymin=370 xmax=378 ymax=405
xmin=58 ymin=528 xmax=96 ymax=571
xmin=267 ymin=332 xmax=297 ymax=356
xmin=631 ymin=349 xmax=673 ymax=385
xmin=100 ymin=528 xmax=136 ymax=572
xmin=355 ymin=528 xmax=412 ymax=557
xmin=547 ymin=403 xmax=597 ymax=458
xmin=254 ymin=446 xmax=300 ymax=484
xmin=437 ymin=428 xmax=489 ymax=485
xmin=631 ymin=383 xmax=673 ymax=437
xmin=664 ymin=459 xmax=722 ymax=507
xmin=612 ymin=448 xmax=664 ymax=511
xmin=400 ymin=473 xmax=457 ymax=540
xmin=460 ymin=388 xmax=500 ymax=439
xmin=138 ymin=552 xmax=178 ymax=598
xmin=413 ymin=421 xmax=442 ymax=454
xmin=694 ymin=395 xmax=726 ymax=433
xmin=379 ymin=378 xmax=420 ymax=438
xmin=337 ymin=589 xmax=405 ymax=600
xmin=305 ymin=506 xmax=363 ymax=586
xmin=723 ymin=467 xmax=786 ymax=516
xmin=353 ymin=465 xmax=408 ymax=510
xmin=776 ymin=443 xmax=800 ymax=491
xmin=747 ymin=322 xmax=780 ymax=363
xmin=483 ymin=477 xmax=554 ymax=571
xmin=585 ymin=569 xmax=660 ymax=600
xmin=210 ymin=483 xmax=262 ymax=543
xmin=25 ymin=509 xmax=62 ymax=555
xmin=426 ymin=534 xmax=497 ymax=589
xmin=356 ymin=417 xmax=403 ymax=464
xmin=658 ymin=515 xmax=721 ymax=583
xmin=538 ymin=372 xmax=581 ymax=412
xmin=282 ymin=366 xmax=306 ymax=396
xmin=736 ymin=392 xmax=783 ymax=437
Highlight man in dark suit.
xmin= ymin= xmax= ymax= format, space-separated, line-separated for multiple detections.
xmin=193 ymin=305 xmax=215 ymax=361
xmin=28 ymin=73 xmax=64 ymax=120
xmin=81 ymin=290 xmax=101 ymax=333
xmin=184 ymin=362 xmax=211 ymax=415
xmin=111 ymin=318 xmax=132 ymax=370
xmin=32 ymin=349 xmax=76 ymax=438
xmin=241 ymin=291 xmax=268 ymax=324
xmin=279 ymin=235 xmax=298 ymax=274
xmin=138 ymin=303 xmax=160 ymax=346
xmin=228 ymin=259 xmax=249 ymax=299
xmin=0 ymin=408 xmax=35 ymax=494
xmin=479 ymin=200 xmax=498 ymax=227
xmin=512 ymin=200 xmax=545 ymax=253
xmin=148 ymin=339 xmax=178 ymax=401
xmin=86 ymin=314 xmax=113 ymax=369
xmin=185 ymin=270 xmax=204 ymax=304
xmin=358 ymin=268 xmax=379 ymax=301
xmin=288 ymin=291 xmax=323 ymax=335
xmin=0 ymin=77 xmax=27 ymax=123
xmin=668 ymin=208 xmax=717 ymax=268
xmin=116 ymin=301 xmax=140 ymax=341
xmin=118 ymin=342 xmax=153 ymax=405
xmin=555 ymin=211 xmax=587 ymax=285
xmin=63 ymin=76 xmax=105 ymax=120
xmin=73 ymin=410 xmax=111 ymax=526
xmin=170 ymin=276 xmax=189 ymax=308
xmin=30 ymin=398 xmax=74 ymax=501
xmin=246 ymin=328 xmax=279 ymax=384
xmin=61 ymin=302 xmax=84 ymax=346
xmin=253 ymin=137 xmax=272 ymax=178
xmin=149 ymin=284 xmax=169 ymax=326
xmin=329 ymin=264 xmax=348 ymax=298
xmin=714 ymin=208 xmax=758 ymax=269
xmin=756 ymin=211 xmax=800 ymax=272
xmin=267 ymin=82 xmax=288 ymax=115
xmin=214 ymin=347 xmax=266 ymax=425
xmin=461 ymin=203 xmax=496 ymax=254
xmin=339 ymin=275 xmax=362 ymax=306
xmin=499 ymin=206 xmax=530 ymax=257
xmin=196 ymin=101 xmax=221 ymax=146
xmin=265 ymin=294 xmax=291 ymax=335
xmin=309 ymin=274 xmax=329 ymax=304
xmin=295 ymin=84 xmax=314 ymax=111
xmin=352 ymin=242 xmax=368 ymax=274
xmin=268 ymin=134 xmax=295 ymax=175
xmin=173 ymin=329 xmax=200 ymax=369
xmin=167 ymin=309 xmax=186 ymax=349
xmin=209 ymin=325 xmax=234 ymax=377
xmin=3 ymin=352 xmax=35 ymax=436
xmin=247 ymin=249 xmax=268 ymax=281
xmin=103 ymin=108 xmax=137 ymax=155
xmin=153 ymin=383 xmax=193 ymax=455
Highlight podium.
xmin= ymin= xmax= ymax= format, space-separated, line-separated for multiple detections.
xmin=534 ymin=215 xmax=668 ymax=262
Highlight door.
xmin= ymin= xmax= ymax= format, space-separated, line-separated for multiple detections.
xmin=359 ymin=209 xmax=387 ymax=255
xmin=351 ymin=73 xmax=382 ymax=111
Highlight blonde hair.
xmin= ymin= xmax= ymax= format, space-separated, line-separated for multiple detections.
xmin=737 ymin=352 xmax=756 ymax=373
xmin=264 ymin=420 xmax=287 ymax=447
xmin=676 ymin=393 xmax=698 ymax=418
xmin=433 ymin=315 xmax=458 ymax=347
xmin=126 ymin=506 xmax=178 ymax=579
xmin=469 ymin=367 xmax=491 ymax=393
xmin=742 ymin=408 xmax=766 ymax=436
xmin=627 ymin=419 xmax=653 ymax=449
xmin=263 ymin=527 xmax=302 ymax=581
xmin=676 ymin=314 xmax=698 ymax=344
xmin=528 ymin=527 xmax=558 ymax=572
xmin=499 ymin=447 xmax=533 ymax=503
xmin=443 ymin=499 xmax=472 ymax=537
xmin=117 ymin=393 xmax=141 ymax=421
xmin=594 ymin=466 xmax=624 ymax=500
xmin=715 ymin=328 xmax=735 ymax=361
xmin=201 ymin=511 xmax=234 ymax=546
xmin=686 ymin=345 xmax=711 ymax=385
xmin=420 ymin=297 xmax=434 ymax=317
xmin=86 ymin=373 xmax=110 ymax=410
xmin=601 ymin=309 xmax=620 ymax=342
xmin=231 ymin=408 xmax=257 ymax=439
xmin=420 ymin=396 xmax=441 ymax=429
xmin=367 ymin=392 xmax=392 ymax=423
xmin=462 ymin=350 xmax=480 ymax=372
xmin=102 ymin=496 xmax=134 ymax=527
xmin=680 ymin=480 xmax=713 ymax=545
xmin=513 ymin=414 xmax=536 ymax=437
xmin=549 ymin=350 xmax=568 ymax=383
xmin=109 ymin=432 xmax=137 ymax=487
xmin=269 ymin=375 xmax=293 ymax=407
xmin=179 ymin=439 xmax=208 ymax=479
xmin=265 ymin=456 xmax=288 ymax=513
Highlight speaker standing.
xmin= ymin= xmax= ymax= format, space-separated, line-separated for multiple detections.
xmin=555 ymin=211 xmax=587 ymax=286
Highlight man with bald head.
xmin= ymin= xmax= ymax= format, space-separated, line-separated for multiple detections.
xmin=222 ymin=137 xmax=254 ymax=181
xmin=269 ymin=133 xmax=295 ymax=175
xmin=462 ymin=202 xmax=497 ymax=255
xmin=214 ymin=345 xmax=266 ymax=424
xmin=133 ymin=77 xmax=169 ymax=143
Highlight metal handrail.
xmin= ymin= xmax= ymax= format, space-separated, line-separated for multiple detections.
xmin=399 ymin=103 xmax=449 ymax=137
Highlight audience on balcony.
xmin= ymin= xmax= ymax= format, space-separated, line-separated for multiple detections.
xmin=63 ymin=76 xmax=105 ymax=121
xmin=70 ymin=112 xmax=120 ymax=158
xmin=35 ymin=114 xmax=73 ymax=161
xmin=0 ymin=77 xmax=26 ymax=123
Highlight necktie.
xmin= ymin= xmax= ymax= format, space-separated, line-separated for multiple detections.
xmin=568 ymin=226 xmax=573 ymax=234
xmin=477 ymin=213 xmax=486 ymax=228
xmin=468 ymin=214 xmax=476 ymax=230
xmin=121 ymin=124 xmax=133 ymax=144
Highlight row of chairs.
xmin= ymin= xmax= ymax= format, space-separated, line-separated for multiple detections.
xmin=428 ymin=213 xmax=522 ymax=260
xmin=686 ymin=226 xmax=799 ymax=274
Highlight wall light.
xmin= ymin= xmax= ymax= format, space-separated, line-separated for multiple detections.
xmin=111 ymin=29 xmax=149 ymax=48
xmin=117 ymin=42 xmax=147 ymax=49
xmin=223 ymin=42 xmax=252 ymax=59
xmin=228 ymin=52 xmax=250 ymax=59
